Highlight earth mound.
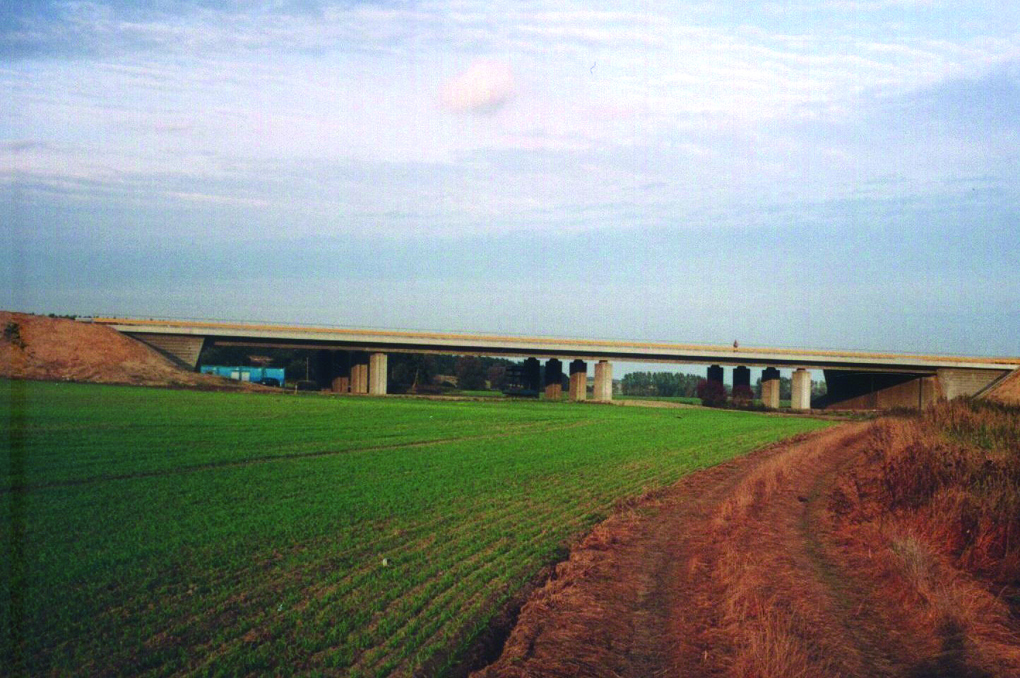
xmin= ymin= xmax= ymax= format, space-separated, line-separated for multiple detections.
xmin=1 ymin=311 xmax=261 ymax=390
xmin=982 ymin=367 xmax=1020 ymax=404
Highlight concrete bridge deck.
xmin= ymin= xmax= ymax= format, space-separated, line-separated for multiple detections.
xmin=88 ymin=317 xmax=1020 ymax=409
xmin=90 ymin=317 xmax=1018 ymax=372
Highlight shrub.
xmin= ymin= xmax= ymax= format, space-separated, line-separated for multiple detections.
xmin=697 ymin=379 xmax=728 ymax=408
xmin=4 ymin=321 xmax=26 ymax=348
xmin=731 ymin=384 xmax=754 ymax=407
xmin=831 ymin=400 xmax=1020 ymax=583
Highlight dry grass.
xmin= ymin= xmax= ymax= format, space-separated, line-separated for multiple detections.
xmin=706 ymin=434 xmax=856 ymax=678
xmin=830 ymin=399 xmax=1020 ymax=676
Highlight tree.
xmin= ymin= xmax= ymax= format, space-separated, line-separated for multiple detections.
xmin=387 ymin=354 xmax=437 ymax=393
xmin=779 ymin=376 xmax=792 ymax=400
xmin=486 ymin=364 xmax=507 ymax=390
xmin=811 ymin=380 xmax=828 ymax=398
xmin=731 ymin=384 xmax=754 ymax=406
xmin=696 ymin=379 xmax=728 ymax=407
xmin=455 ymin=356 xmax=486 ymax=391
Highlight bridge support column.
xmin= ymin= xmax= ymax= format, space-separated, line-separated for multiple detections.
xmin=792 ymin=368 xmax=811 ymax=411
xmin=331 ymin=352 xmax=351 ymax=393
xmin=523 ymin=357 xmax=541 ymax=393
xmin=594 ymin=360 xmax=613 ymax=402
xmin=707 ymin=364 xmax=724 ymax=385
xmin=569 ymin=360 xmax=587 ymax=401
xmin=351 ymin=352 xmax=369 ymax=394
xmin=315 ymin=350 xmax=334 ymax=390
xmin=368 ymin=353 xmax=388 ymax=395
xmin=544 ymin=359 xmax=563 ymax=400
xmin=733 ymin=365 xmax=751 ymax=392
xmin=761 ymin=367 xmax=781 ymax=409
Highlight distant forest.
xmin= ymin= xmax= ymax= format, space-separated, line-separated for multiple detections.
xmin=620 ymin=371 xmax=826 ymax=399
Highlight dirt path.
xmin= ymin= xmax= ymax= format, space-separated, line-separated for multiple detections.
xmin=472 ymin=423 xmax=992 ymax=678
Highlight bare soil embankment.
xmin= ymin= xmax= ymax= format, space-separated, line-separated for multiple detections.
xmin=475 ymin=406 xmax=1020 ymax=678
xmin=983 ymin=368 xmax=1020 ymax=404
xmin=1 ymin=311 xmax=262 ymax=390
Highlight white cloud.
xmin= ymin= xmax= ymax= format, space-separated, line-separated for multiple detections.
xmin=440 ymin=59 xmax=516 ymax=114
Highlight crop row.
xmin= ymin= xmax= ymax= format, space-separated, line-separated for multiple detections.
xmin=1 ymin=380 xmax=830 ymax=676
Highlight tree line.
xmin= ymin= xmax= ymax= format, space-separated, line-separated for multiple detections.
xmin=623 ymin=372 xmax=826 ymax=400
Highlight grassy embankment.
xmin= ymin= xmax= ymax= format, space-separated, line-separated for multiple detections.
xmin=2 ymin=380 xmax=830 ymax=677
xmin=830 ymin=399 xmax=1020 ymax=673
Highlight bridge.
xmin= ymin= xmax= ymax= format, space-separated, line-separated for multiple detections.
xmin=88 ymin=317 xmax=1020 ymax=410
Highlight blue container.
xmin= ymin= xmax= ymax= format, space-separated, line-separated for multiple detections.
xmin=200 ymin=365 xmax=285 ymax=387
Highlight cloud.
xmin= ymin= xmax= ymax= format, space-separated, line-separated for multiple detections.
xmin=440 ymin=59 xmax=515 ymax=114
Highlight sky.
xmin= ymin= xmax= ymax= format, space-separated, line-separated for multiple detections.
xmin=2 ymin=0 xmax=1019 ymax=368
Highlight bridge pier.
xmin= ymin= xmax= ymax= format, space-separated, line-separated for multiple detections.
xmin=761 ymin=367 xmax=781 ymax=409
xmin=707 ymin=364 xmax=724 ymax=385
xmin=369 ymin=353 xmax=388 ymax=395
xmin=523 ymin=357 xmax=541 ymax=393
xmin=733 ymin=365 xmax=751 ymax=392
xmin=315 ymin=350 xmax=334 ymax=390
xmin=351 ymin=352 xmax=369 ymax=394
xmin=330 ymin=351 xmax=351 ymax=393
xmin=544 ymin=358 xmax=563 ymax=400
xmin=792 ymin=368 xmax=811 ymax=411
xmin=594 ymin=360 xmax=613 ymax=402
xmin=569 ymin=360 xmax=587 ymax=401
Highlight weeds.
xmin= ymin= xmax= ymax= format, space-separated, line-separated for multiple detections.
xmin=3 ymin=321 xmax=25 ymax=349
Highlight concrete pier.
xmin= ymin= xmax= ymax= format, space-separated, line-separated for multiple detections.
xmin=369 ymin=353 xmax=388 ymax=395
xmin=594 ymin=360 xmax=613 ymax=402
xmin=351 ymin=352 xmax=369 ymax=394
xmin=315 ymin=350 xmax=334 ymax=390
xmin=733 ymin=365 xmax=751 ymax=390
xmin=792 ymin=368 xmax=811 ymax=411
xmin=331 ymin=351 xmax=351 ymax=393
xmin=761 ymin=367 xmax=780 ymax=409
xmin=707 ymin=364 xmax=724 ymax=384
xmin=544 ymin=358 xmax=563 ymax=400
xmin=523 ymin=357 xmax=541 ymax=393
xmin=569 ymin=359 xmax=587 ymax=401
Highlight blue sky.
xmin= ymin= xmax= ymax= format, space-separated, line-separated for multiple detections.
xmin=3 ymin=0 xmax=1019 ymax=365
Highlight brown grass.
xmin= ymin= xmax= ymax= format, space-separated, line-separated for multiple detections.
xmin=829 ymin=399 xmax=1020 ymax=676
xmin=705 ymin=431 xmax=867 ymax=678
xmin=475 ymin=407 xmax=1020 ymax=678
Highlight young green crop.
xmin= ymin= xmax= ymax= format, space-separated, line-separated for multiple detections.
xmin=1 ymin=380 xmax=830 ymax=676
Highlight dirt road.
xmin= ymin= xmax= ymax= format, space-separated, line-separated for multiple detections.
xmin=473 ymin=423 xmax=1013 ymax=677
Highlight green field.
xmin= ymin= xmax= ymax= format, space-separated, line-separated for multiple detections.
xmin=616 ymin=395 xmax=703 ymax=405
xmin=2 ymin=380 xmax=830 ymax=677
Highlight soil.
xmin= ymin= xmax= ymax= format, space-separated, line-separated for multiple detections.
xmin=472 ymin=423 xmax=1019 ymax=678
xmin=1 ymin=311 xmax=264 ymax=391
xmin=983 ymin=368 xmax=1020 ymax=404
